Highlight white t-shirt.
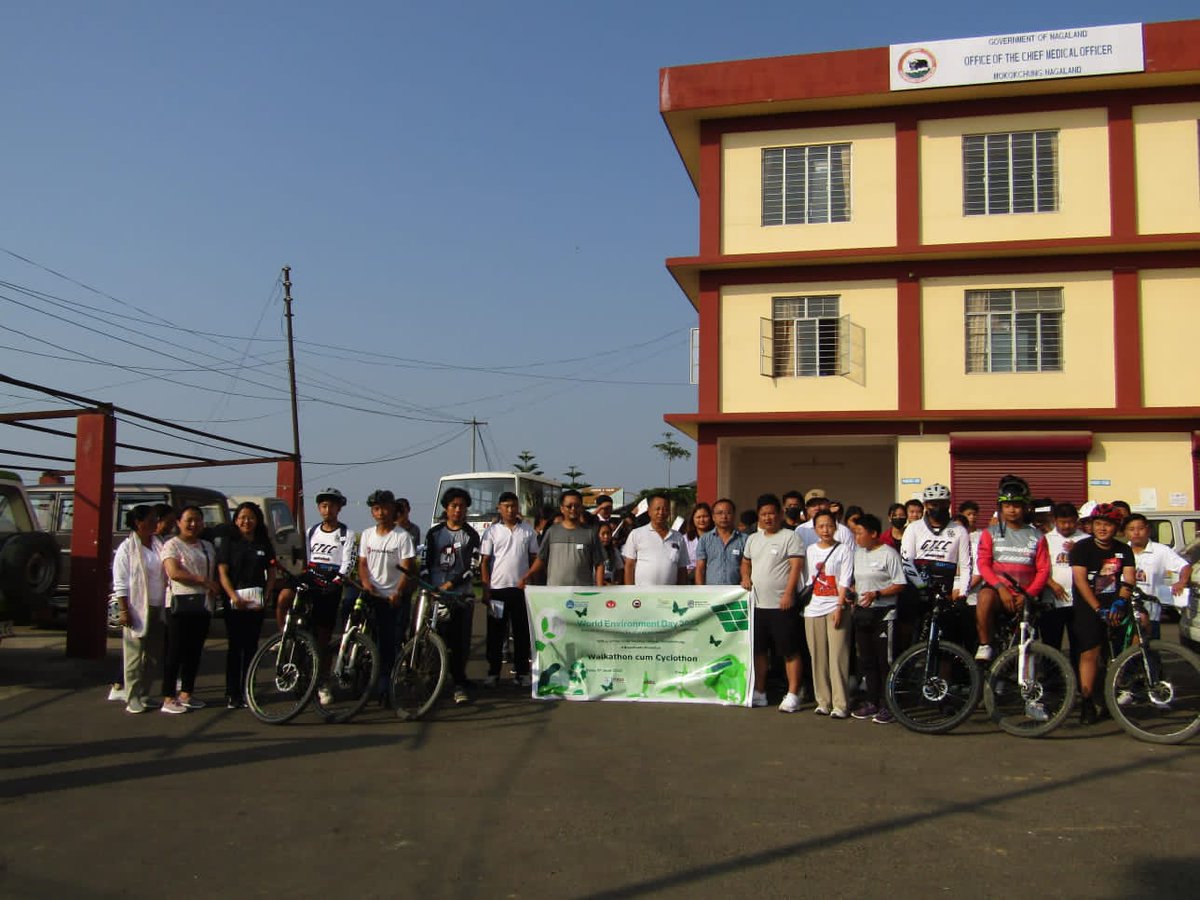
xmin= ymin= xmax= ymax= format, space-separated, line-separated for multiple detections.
xmin=623 ymin=524 xmax=687 ymax=586
xmin=965 ymin=530 xmax=983 ymax=606
xmin=804 ymin=541 xmax=854 ymax=618
xmin=480 ymin=520 xmax=538 ymax=590
xmin=1043 ymin=528 xmax=1086 ymax=609
xmin=852 ymin=543 xmax=906 ymax=609
xmin=1132 ymin=540 xmax=1189 ymax=622
xmin=900 ymin=518 xmax=973 ymax=597
xmin=307 ymin=522 xmax=357 ymax=576
xmin=359 ymin=525 xmax=416 ymax=596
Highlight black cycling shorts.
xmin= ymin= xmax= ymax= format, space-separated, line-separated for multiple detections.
xmin=754 ymin=606 xmax=804 ymax=659
xmin=310 ymin=588 xmax=342 ymax=631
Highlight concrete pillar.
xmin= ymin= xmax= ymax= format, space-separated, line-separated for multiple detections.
xmin=67 ymin=410 xmax=115 ymax=659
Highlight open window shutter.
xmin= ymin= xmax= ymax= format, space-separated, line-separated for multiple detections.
xmin=837 ymin=315 xmax=866 ymax=385
xmin=759 ymin=318 xmax=774 ymax=376
xmin=689 ymin=327 xmax=699 ymax=385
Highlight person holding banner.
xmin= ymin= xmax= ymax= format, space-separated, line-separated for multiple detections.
xmin=623 ymin=494 xmax=688 ymax=586
xmin=740 ymin=494 xmax=806 ymax=712
xmin=521 ymin=490 xmax=604 ymax=588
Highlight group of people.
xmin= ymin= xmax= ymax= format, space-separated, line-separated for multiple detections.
xmin=109 ymin=476 xmax=1191 ymax=727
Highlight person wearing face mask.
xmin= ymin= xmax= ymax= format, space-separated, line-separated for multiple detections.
xmin=781 ymin=491 xmax=804 ymax=530
xmin=899 ymin=484 xmax=974 ymax=646
xmin=881 ymin=503 xmax=907 ymax=549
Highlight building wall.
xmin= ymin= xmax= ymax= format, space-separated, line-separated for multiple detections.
xmin=1140 ymin=268 xmax=1200 ymax=408
xmin=1087 ymin=433 xmax=1195 ymax=509
xmin=895 ymin=435 xmax=951 ymax=501
xmin=920 ymin=271 xmax=1115 ymax=410
xmin=919 ymin=108 xmax=1111 ymax=245
xmin=719 ymin=280 xmax=899 ymax=412
xmin=1133 ymin=102 xmax=1200 ymax=235
xmin=721 ymin=123 xmax=898 ymax=254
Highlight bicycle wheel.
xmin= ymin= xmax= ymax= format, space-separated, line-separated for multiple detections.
xmin=314 ymin=629 xmax=380 ymax=724
xmin=984 ymin=642 xmax=1076 ymax=737
xmin=1104 ymin=639 xmax=1200 ymax=744
xmin=885 ymin=640 xmax=981 ymax=734
xmin=389 ymin=631 xmax=448 ymax=721
xmin=245 ymin=630 xmax=320 ymax=724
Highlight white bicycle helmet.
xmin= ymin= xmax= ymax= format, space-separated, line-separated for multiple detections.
xmin=921 ymin=483 xmax=951 ymax=502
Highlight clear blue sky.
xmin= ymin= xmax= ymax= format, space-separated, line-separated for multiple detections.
xmin=1 ymin=1 xmax=1193 ymax=530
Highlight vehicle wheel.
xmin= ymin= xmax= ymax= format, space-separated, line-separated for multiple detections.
xmin=885 ymin=640 xmax=981 ymax=734
xmin=245 ymin=630 xmax=319 ymax=724
xmin=314 ymin=629 xmax=379 ymax=724
xmin=389 ymin=631 xmax=448 ymax=721
xmin=1104 ymin=640 xmax=1200 ymax=745
xmin=0 ymin=533 xmax=60 ymax=623
xmin=984 ymin=642 xmax=1076 ymax=737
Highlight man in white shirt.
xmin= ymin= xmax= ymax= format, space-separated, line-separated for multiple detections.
xmin=480 ymin=491 xmax=539 ymax=688
xmin=1040 ymin=502 xmax=1087 ymax=653
xmin=797 ymin=493 xmax=853 ymax=547
xmin=623 ymin=494 xmax=687 ymax=586
xmin=1124 ymin=513 xmax=1192 ymax=639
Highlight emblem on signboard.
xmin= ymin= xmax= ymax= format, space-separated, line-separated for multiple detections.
xmin=898 ymin=47 xmax=937 ymax=83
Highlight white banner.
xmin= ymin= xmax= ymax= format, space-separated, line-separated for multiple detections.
xmin=890 ymin=23 xmax=1144 ymax=91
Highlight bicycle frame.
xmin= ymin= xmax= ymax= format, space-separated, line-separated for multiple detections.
xmin=331 ymin=594 xmax=370 ymax=679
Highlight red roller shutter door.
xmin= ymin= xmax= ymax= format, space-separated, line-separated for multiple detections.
xmin=950 ymin=433 xmax=1091 ymax=523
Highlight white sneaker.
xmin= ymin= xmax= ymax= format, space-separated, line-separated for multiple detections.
xmin=317 ymin=687 xmax=333 ymax=706
xmin=830 ymin=708 xmax=849 ymax=719
xmin=814 ymin=706 xmax=830 ymax=716
xmin=160 ymin=698 xmax=188 ymax=715
xmin=751 ymin=691 xmax=768 ymax=708
xmin=1025 ymin=701 xmax=1049 ymax=722
xmin=125 ymin=698 xmax=147 ymax=714
xmin=1116 ymin=689 xmax=1134 ymax=706
xmin=107 ymin=684 xmax=126 ymax=702
xmin=974 ymin=645 xmax=994 ymax=663
xmin=778 ymin=692 xmax=801 ymax=713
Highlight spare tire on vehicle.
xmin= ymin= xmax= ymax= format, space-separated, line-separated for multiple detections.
xmin=0 ymin=532 xmax=60 ymax=624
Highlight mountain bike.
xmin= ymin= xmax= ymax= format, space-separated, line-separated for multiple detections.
xmin=885 ymin=562 xmax=982 ymax=734
xmin=982 ymin=574 xmax=1076 ymax=737
xmin=1102 ymin=583 xmax=1200 ymax=744
xmin=313 ymin=591 xmax=380 ymax=723
xmin=387 ymin=578 xmax=470 ymax=721
xmin=245 ymin=570 xmax=322 ymax=724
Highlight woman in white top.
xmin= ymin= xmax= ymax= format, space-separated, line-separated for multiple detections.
xmin=683 ymin=503 xmax=714 ymax=584
xmin=159 ymin=506 xmax=221 ymax=715
xmin=112 ymin=505 xmax=167 ymax=714
xmin=803 ymin=511 xmax=856 ymax=718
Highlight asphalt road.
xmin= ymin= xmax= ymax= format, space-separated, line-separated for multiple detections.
xmin=1 ymin=613 xmax=1196 ymax=900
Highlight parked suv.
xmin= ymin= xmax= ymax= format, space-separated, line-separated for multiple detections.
xmin=225 ymin=495 xmax=305 ymax=576
xmin=1141 ymin=511 xmax=1200 ymax=648
xmin=0 ymin=472 xmax=61 ymax=635
xmin=26 ymin=483 xmax=230 ymax=622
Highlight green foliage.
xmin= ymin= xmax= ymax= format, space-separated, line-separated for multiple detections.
xmin=513 ymin=451 xmax=543 ymax=475
xmin=651 ymin=432 xmax=692 ymax=487
xmin=562 ymin=465 xmax=589 ymax=489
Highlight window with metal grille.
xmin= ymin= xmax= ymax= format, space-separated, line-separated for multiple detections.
xmin=769 ymin=296 xmax=840 ymax=377
xmin=965 ymin=288 xmax=1063 ymax=373
xmin=962 ymin=130 xmax=1058 ymax=216
xmin=762 ymin=144 xmax=851 ymax=225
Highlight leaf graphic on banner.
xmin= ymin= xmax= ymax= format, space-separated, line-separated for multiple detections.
xmin=535 ymin=640 xmax=546 ymax=652
xmin=703 ymin=654 xmax=747 ymax=704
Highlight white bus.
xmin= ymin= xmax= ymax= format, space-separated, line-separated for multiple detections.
xmin=431 ymin=472 xmax=562 ymax=532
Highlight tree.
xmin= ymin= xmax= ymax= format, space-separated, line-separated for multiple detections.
xmin=651 ymin=432 xmax=692 ymax=488
xmin=562 ymin=465 xmax=590 ymax=489
xmin=513 ymin=450 xmax=543 ymax=475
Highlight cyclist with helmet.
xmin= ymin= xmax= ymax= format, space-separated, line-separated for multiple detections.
xmin=900 ymin=483 xmax=974 ymax=642
xmin=276 ymin=487 xmax=356 ymax=634
xmin=973 ymin=475 xmax=1050 ymax=662
xmin=1069 ymin=502 xmax=1136 ymax=725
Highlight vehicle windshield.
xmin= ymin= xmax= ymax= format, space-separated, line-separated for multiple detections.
xmin=437 ymin=477 xmax=515 ymax=521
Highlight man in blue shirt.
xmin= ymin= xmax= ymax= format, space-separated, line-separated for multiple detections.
xmin=695 ymin=498 xmax=747 ymax=586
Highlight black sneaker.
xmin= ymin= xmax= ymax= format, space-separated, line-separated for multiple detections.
xmin=1080 ymin=698 xmax=1098 ymax=725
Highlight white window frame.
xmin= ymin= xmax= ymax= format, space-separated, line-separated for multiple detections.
xmin=761 ymin=143 xmax=852 ymax=226
xmin=962 ymin=130 xmax=1058 ymax=216
xmin=758 ymin=296 xmax=864 ymax=384
xmin=964 ymin=288 xmax=1064 ymax=374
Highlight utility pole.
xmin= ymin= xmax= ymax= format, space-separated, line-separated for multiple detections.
xmin=469 ymin=417 xmax=487 ymax=472
xmin=282 ymin=265 xmax=305 ymax=538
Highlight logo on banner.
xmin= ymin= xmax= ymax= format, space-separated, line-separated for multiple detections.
xmin=898 ymin=47 xmax=937 ymax=83
xmin=632 ymin=599 xmax=642 ymax=608
xmin=606 ymin=599 xmax=617 ymax=609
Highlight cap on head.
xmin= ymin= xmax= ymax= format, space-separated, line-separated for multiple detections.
xmin=367 ymin=489 xmax=396 ymax=507
xmin=804 ymin=488 xmax=827 ymax=503
xmin=315 ymin=487 xmax=346 ymax=507
xmin=1090 ymin=502 xmax=1123 ymax=524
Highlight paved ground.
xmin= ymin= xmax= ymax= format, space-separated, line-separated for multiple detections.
xmin=0 ymin=612 xmax=1196 ymax=899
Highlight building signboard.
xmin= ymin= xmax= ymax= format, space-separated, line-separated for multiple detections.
xmin=890 ymin=23 xmax=1144 ymax=91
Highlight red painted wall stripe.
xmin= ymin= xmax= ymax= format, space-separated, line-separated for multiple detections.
xmin=1112 ymin=269 xmax=1143 ymax=412
xmin=697 ymin=274 xmax=721 ymax=415
xmin=895 ymin=113 xmax=919 ymax=251
xmin=1108 ymin=101 xmax=1136 ymax=239
xmin=897 ymin=277 xmax=921 ymax=413
xmin=699 ymin=121 xmax=722 ymax=258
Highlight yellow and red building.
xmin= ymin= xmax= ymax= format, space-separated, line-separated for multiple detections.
xmin=661 ymin=20 xmax=1200 ymax=520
